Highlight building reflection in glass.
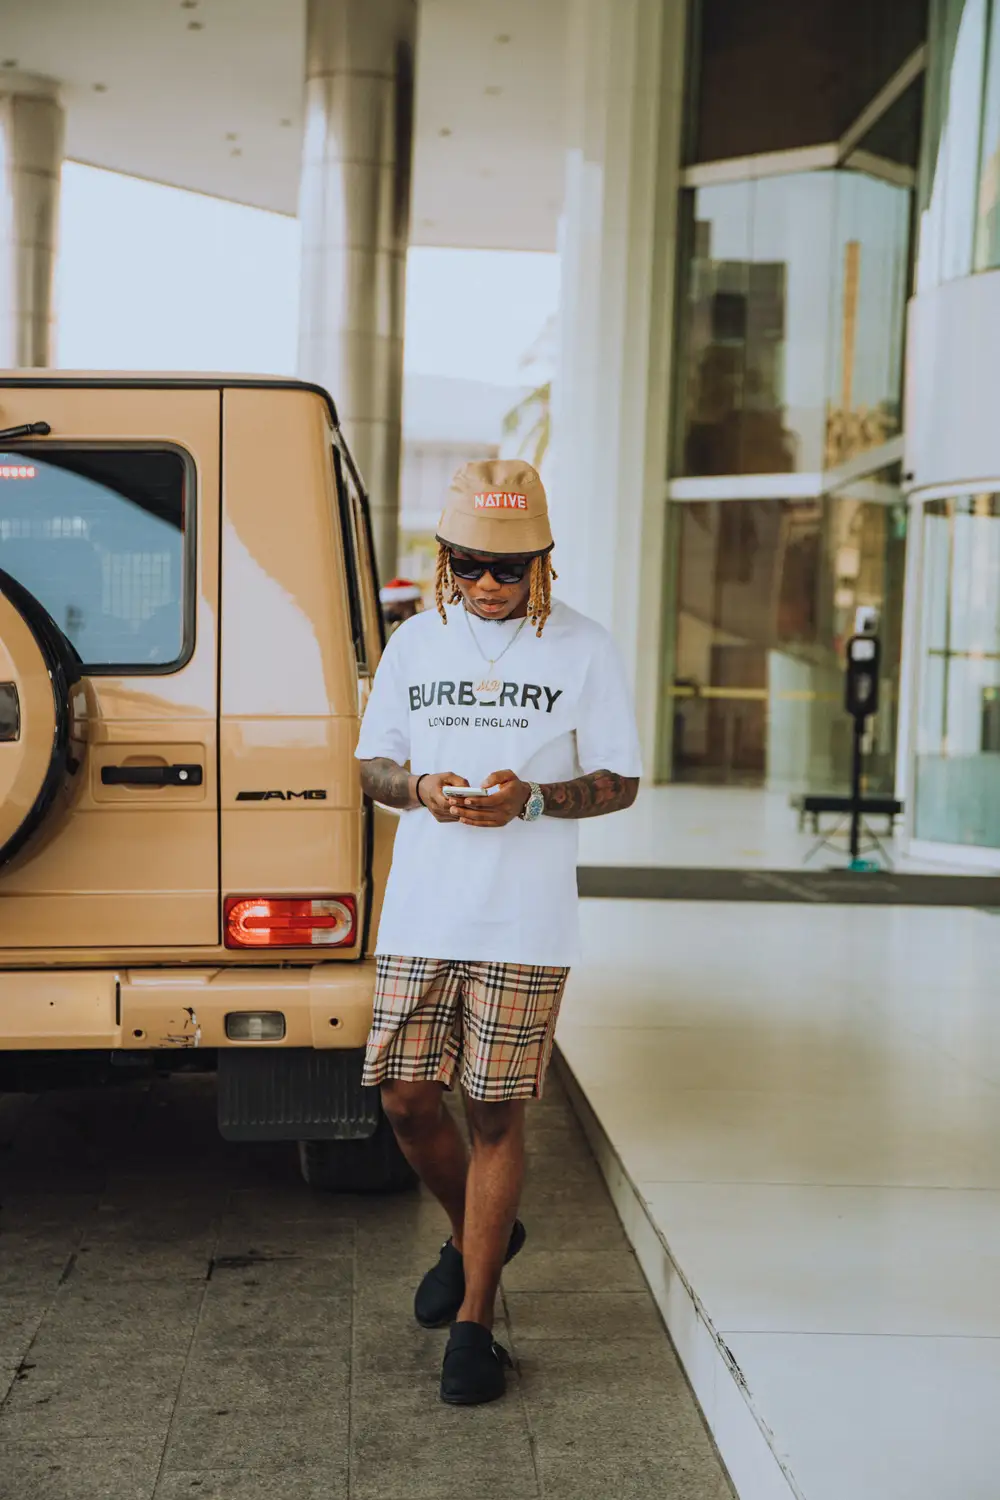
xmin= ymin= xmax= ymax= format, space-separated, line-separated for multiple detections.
xmin=676 ymin=173 xmax=911 ymax=478
xmin=670 ymin=478 xmax=906 ymax=791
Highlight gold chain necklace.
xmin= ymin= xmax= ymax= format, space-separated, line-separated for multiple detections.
xmin=464 ymin=606 xmax=529 ymax=672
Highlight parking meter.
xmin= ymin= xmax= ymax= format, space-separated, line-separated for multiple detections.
xmin=844 ymin=632 xmax=881 ymax=722
xmin=843 ymin=626 xmax=881 ymax=866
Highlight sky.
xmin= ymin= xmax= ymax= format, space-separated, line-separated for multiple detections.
xmin=56 ymin=164 xmax=560 ymax=390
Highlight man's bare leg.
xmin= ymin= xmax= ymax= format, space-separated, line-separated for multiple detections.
xmin=380 ymin=1080 xmax=469 ymax=1246
xmin=456 ymin=1097 xmax=525 ymax=1329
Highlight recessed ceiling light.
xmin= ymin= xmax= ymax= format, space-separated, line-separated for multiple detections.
xmin=485 ymin=85 xmax=502 ymax=96
xmin=439 ymin=127 xmax=452 ymax=137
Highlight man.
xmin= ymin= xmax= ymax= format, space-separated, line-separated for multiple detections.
xmin=379 ymin=576 xmax=424 ymax=634
xmin=356 ymin=459 xmax=640 ymax=1405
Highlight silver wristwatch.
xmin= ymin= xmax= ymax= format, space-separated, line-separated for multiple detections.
xmin=519 ymin=781 xmax=544 ymax=823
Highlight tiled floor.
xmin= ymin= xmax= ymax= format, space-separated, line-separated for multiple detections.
xmin=578 ymin=784 xmax=992 ymax=873
xmin=0 ymin=1069 xmax=732 ymax=1500
xmin=557 ymin=897 xmax=1000 ymax=1500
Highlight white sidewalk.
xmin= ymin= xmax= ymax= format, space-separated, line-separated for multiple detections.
xmin=556 ymin=897 xmax=1000 ymax=1500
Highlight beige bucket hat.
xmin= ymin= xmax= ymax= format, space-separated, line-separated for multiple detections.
xmin=436 ymin=459 xmax=553 ymax=557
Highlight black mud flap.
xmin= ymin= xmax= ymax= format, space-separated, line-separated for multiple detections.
xmin=217 ymin=1046 xmax=380 ymax=1142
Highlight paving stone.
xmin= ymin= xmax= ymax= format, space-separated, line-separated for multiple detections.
xmin=515 ymin=1335 xmax=686 ymax=1399
xmin=177 ymin=1346 xmax=349 ymax=1410
xmin=0 ymin=1435 xmax=163 ymax=1500
xmin=501 ymin=1248 xmax=646 ymax=1294
xmin=0 ymin=1194 xmax=98 ymax=1229
xmin=162 ymin=1403 xmax=347 ymax=1474
xmin=0 ymin=1346 xmax=185 ymax=1441
xmin=353 ymin=1277 xmax=446 ymax=1381
xmin=155 ymin=1468 xmax=346 ymax=1500
xmin=195 ymin=1284 xmax=352 ymax=1351
xmin=71 ymin=1238 xmax=215 ymax=1283
xmin=353 ymin=1278 xmax=508 ymax=1387
xmin=0 ymin=1069 xmax=731 ymax=1500
xmin=504 ymin=1291 xmax=665 ymax=1343
xmin=224 ymin=1187 xmax=356 ymax=1227
xmin=511 ymin=1207 xmax=628 ymax=1253
xmin=101 ymin=1174 xmax=232 ymax=1208
xmin=534 ymin=1451 xmax=733 ymax=1500
xmin=206 ymin=1253 xmax=353 ymax=1293
xmin=0 ymin=1291 xmax=51 ymax=1364
xmin=524 ymin=1122 xmax=591 ymax=1158
xmin=355 ymin=1205 xmax=457 ymax=1280
xmin=85 ymin=1206 xmax=221 ymax=1239
xmin=521 ymin=1152 xmax=604 ymax=1188
xmin=211 ymin=1217 xmax=355 ymax=1263
xmin=27 ymin=1280 xmax=203 ymax=1350
xmin=350 ymin=1382 xmax=539 ymax=1500
xmin=0 ymin=1234 xmax=76 ymax=1291
xmin=525 ymin=1382 xmax=712 ymax=1450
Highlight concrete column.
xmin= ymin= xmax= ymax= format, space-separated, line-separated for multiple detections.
xmin=297 ymin=0 xmax=417 ymax=579
xmin=0 ymin=75 xmax=64 ymax=368
xmin=549 ymin=0 xmax=687 ymax=778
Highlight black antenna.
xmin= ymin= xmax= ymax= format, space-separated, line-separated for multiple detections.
xmin=0 ymin=421 xmax=51 ymax=442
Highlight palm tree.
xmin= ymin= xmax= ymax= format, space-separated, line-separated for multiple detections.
xmin=501 ymin=379 xmax=551 ymax=470
xmin=501 ymin=312 xmax=557 ymax=470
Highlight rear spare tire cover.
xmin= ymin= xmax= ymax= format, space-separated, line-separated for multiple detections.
xmin=0 ymin=569 xmax=78 ymax=866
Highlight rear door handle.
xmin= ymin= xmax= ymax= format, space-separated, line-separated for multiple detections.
xmin=101 ymin=764 xmax=203 ymax=787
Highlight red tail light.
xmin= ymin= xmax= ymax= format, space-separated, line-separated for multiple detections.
xmin=225 ymin=896 xmax=357 ymax=949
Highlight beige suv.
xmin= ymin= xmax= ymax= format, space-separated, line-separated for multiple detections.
xmin=0 ymin=373 xmax=411 ymax=1191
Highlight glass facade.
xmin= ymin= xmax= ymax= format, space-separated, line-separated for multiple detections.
xmin=913 ymin=495 xmax=1000 ymax=846
xmin=670 ymin=486 xmax=906 ymax=789
xmin=662 ymin=0 xmax=926 ymax=797
xmin=916 ymin=0 xmax=1000 ymax=283
xmin=675 ymin=172 xmax=911 ymax=477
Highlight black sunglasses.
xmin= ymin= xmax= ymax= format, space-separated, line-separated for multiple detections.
xmin=448 ymin=552 xmax=532 ymax=585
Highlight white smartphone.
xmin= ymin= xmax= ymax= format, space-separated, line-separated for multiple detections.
xmin=442 ymin=784 xmax=500 ymax=798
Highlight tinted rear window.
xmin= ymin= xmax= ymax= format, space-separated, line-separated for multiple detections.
xmin=0 ymin=448 xmax=190 ymax=671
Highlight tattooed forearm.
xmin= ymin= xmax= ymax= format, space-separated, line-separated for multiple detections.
xmin=539 ymin=770 xmax=639 ymax=820
xmin=360 ymin=758 xmax=417 ymax=810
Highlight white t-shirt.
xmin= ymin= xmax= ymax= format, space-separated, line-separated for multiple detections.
xmin=355 ymin=599 xmax=642 ymax=966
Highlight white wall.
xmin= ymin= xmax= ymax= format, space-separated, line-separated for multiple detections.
xmin=905 ymin=270 xmax=1000 ymax=491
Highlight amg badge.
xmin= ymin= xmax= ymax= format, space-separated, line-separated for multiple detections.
xmin=236 ymin=789 xmax=328 ymax=802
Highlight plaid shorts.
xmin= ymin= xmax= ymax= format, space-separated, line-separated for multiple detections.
xmin=362 ymin=955 xmax=570 ymax=1102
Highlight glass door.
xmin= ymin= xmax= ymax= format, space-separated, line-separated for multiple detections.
xmin=913 ymin=493 xmax=1000 ymax=850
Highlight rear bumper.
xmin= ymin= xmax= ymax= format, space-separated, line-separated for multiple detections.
xmin=0 ymin=963 xmax=376 ymax=1051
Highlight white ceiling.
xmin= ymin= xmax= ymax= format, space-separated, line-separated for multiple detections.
xmin=0 ymin=0 xmax=567 ymax=252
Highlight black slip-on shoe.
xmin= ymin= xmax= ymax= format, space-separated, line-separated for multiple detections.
xmin=440 ymin=1320 xmax=513 ymax=1406
xmin=414 ymin=1219 xmax=527 ymax=1329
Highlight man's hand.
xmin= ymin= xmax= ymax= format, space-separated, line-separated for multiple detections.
xmin=452 ymin=769 xmax=530 ymax=828
xmin=418 ymin=771 xmax=471 ymax=823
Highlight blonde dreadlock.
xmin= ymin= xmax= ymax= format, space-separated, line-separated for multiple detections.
xmin=526 ymin=553 xmax=557 ymax=636
xmin=434 ymin=546 xmax=463 ymax=624
xmin=434 ymin=544 xmax=557 ymax=636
